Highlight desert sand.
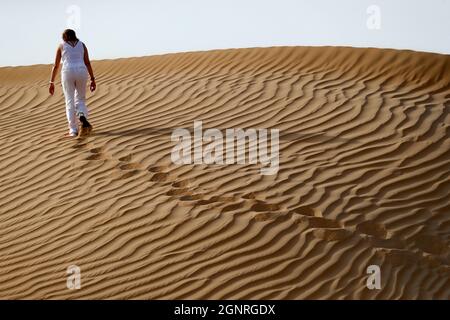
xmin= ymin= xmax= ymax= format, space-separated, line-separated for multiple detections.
xmin=0 ymin=46 xmax=449 ymax=299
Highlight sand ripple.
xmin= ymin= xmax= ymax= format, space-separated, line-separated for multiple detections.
xmin=0 ymin=46 xmax=449 ymax=299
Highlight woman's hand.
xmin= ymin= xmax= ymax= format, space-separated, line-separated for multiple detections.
xmin=49 ymin=83 xmax=55 ymax=95
xmin=90 ymin=80 xmax=96 ymax=92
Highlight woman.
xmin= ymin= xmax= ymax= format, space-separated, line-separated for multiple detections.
xmin=49 ymin=29 xmax=96 ymax=137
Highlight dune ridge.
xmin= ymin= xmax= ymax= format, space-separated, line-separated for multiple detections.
xmin=0 ymin=46 xmax=449 ymax=299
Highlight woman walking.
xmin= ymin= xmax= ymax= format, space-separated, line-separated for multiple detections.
xmin=49 ymin=29 xmax=95 ymax=137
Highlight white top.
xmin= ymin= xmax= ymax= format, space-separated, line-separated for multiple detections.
xmin=61 ymin=40 xmax=86 ymax=71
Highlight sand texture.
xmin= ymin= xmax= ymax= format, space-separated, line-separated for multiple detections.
xmin=0 ymin=46 xmax=449 ymax=299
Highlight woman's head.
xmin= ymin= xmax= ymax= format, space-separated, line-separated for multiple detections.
xmin=62 ymin=29 xmax=78 ymax=42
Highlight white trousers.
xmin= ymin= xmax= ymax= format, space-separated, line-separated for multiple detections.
xmin=61 ymin=67 xmax=90 ymax=134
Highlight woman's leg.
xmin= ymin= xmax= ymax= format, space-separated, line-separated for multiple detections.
xmin=61 ymin=71 xmax=78 ymax=135
xmin=74 ymin=68 xmax=89 ymax=119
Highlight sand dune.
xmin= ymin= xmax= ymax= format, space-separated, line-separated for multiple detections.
xmin=0 ymin=46 xmax=449 ymax=299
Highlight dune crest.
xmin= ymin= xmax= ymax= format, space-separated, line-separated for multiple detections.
xmin=0 ymin=46 xmax=449 ymax=299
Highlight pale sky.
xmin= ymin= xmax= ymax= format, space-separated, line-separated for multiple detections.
xmin=0 ymin=0 xmax=449 ymax=67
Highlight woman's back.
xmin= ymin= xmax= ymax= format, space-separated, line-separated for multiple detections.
xmin=61 ymin=40 xmax=85 ymax=70
xmin=49 ymin=29 xmax=96 ymax=137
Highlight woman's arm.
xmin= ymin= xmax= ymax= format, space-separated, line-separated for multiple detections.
xmin=49 ymin=45 xmax=62 ymax=95
xmin=83 ymin=43 xmax=96 ymax=92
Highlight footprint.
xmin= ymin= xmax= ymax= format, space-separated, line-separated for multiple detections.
xmin=118 ymin=154 xmax=132 ymax=162
xmin=150 ymin=172 xmax=169 ymax=182
xmin=298 ymin=216 xmax=342 ymax=229
xmin=177 ymin=194 xmax=204 ymax=207
xmin=222 ymin=202 xmax=245 ymax=213
xmin=369 ymin=237 xmax=406 ymax=250
xmin=413 ymin=235 xmax=448 ymax=255
xmin=313 ymin=228 xmax=352 ymax=242
xmin=148 ymin=165 xmax=168 ymax=173
xmin=356 ymin=221 xmax=388 ymax=239
xmin=72 ymin=143 xmax=89 ymax=149
xmin=195 ymin=195 xmax=236 ymax=206
xmin=77 ymin=134 xmax=90 ymax=141
xmin=172 ymin=180 xmax=190 ymax=188
xmin=242 ymin=192 xmax=257 ymax=200
xmin=377 ymin=248 xmax=447 ymax=269
xmin=291 ymin=206 xmax=321 ymax=217
xmin=215 ymin=196 xmax=236 ymax=203
xmin=250 ymin=201 xmax=280 ymax=212
xmin=422 ymin=254 xmax=446 ymax=269
xmin=86 ymin=154 xmax=105 ymax=160
xmin=196 ymin=199 xmax=217 ymax=206
xmin=180 ymin=194 xmax=203 ymax=201
xmin=120 ymin=170 xmax=140 ymax=179
xmin=166 ymin=188 xmax=191 ymax=196
xmin=375 ymin=249 xmax=418 ymax=266
xmin=90 ymin=146 xmax=104 ymax=154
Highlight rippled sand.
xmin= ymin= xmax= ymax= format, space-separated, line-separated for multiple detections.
xmin=0 ymin=46 xmax=449 ymax=299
